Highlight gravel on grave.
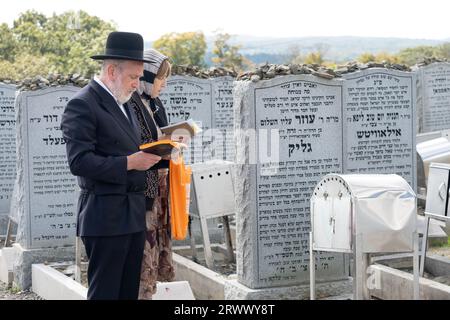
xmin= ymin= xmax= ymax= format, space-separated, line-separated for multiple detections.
xmin=0 ymin=281 xmax=43 ymax=300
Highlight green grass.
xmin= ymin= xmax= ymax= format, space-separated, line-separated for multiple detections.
xmin=430 ymin=236 xmax=450 ymax=248
xmin=7 ymin=286 xmax=21 ymax=294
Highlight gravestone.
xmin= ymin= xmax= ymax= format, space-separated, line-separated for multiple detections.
xmin=161 ymin=76 xmax=235 ymax=248
xmin=416 ymin=62 xmax=450 ymax=133
xmin=160 ymin=75 xmax=213 ymax=164
xmin=9 ymin=86 xmax=80 ymax=289
xmin=212 ymin=76 xmax=235 ymax=162
xmin=343 ymin=68 xmax=417 ymax=190
xmin=230 ymin=75 xmax=351 ymax=299
xmin=0 ymin=83 xmax=16 ymax=235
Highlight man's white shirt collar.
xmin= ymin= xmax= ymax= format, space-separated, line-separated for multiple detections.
xmin=94 ymin=77 xmax=129 ymax=120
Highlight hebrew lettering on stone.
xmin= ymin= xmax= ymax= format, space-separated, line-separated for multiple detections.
xmin=253 ymin=77 xmax=347 ymax=286
xmin=213 ymin=77 xmax=235 ymax=161
xmin=20 ymin=87 xmax=79 ymax=248
xmin=0 ymin=84 xmax=16 ymax=214
xmin=160 ymin=76 xmax=213 ymax=164
xmin=419 ymin=63 xmax=450 ymax=133
xmin=343 ymin=70 xmax=416 ymax=189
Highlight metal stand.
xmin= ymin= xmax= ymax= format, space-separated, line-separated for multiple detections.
xmin=419 ymin=216 xmax=430 ymax=277
xmin=187 ymin=160 xmax=236 ymax=270
xmin=311 ymin=231 xmax=420 ymax=300
xmin=75 ymin=236 xmax=82 ymax=283
xmin=413 ymin=231 xmax=420 ymax=300
xmin=223 ymin=216 xmax=235 ymax=263
xmin=3 ymin=217 xmax=15 ymax=247
xmin=188 ymin=216 xmax=198 ymax=263
xmin=354 ymin=233 xmax=370 ymax=300
xmin=309 ymin=232 xmax=315 ymax=300
xmin=198 ymin=216 xmax=214 ymax=269
xmin=420 ymin=213 xmax=450 ymax=277
xmin=190 ymin=213 xmax=235 ymax=269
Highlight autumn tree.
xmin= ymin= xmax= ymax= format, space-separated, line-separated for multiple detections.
xmin=153 ymin=31 xmax=207 ymax=67
xmin=397 ymin=46 xmax=438 ymax=65
xmin=211 ymin=32 xmax=248 ymax=71
xmin=357 ymin=52 xmax=376 ymax=63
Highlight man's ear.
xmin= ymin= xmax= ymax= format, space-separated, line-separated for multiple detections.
xmin=107 ymin=63 xmax=116 ymax=80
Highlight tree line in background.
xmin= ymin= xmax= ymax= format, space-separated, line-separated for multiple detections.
xmin=0 ymin=10 xmax=449 ymax=81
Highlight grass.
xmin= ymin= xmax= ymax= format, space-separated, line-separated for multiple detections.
xmin=429 ymin=236 xmax=450 ymax=248
xmin=7 ymin=286 xmax=21 ymax=294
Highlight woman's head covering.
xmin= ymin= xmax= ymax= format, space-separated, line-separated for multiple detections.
xmin=138 ymin=48 xmax=169 ymax=96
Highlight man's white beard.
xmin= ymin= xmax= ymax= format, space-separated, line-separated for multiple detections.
xmin=117 ymin=92 xmax=133 ymax=105
xmin=110 ymin=80 xmax=134 ymax=105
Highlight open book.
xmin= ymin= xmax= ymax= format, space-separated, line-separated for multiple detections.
xmin=139 ymin=139 xmax=183 ymax=157
xmin=160 ymin=119 xmax=202 ymax=137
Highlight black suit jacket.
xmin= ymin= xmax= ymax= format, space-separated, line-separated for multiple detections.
xmin=61 ymin=80 xmax=146 ymax=237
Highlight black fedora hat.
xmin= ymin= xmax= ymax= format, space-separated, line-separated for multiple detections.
xmin=91 ymin=31 xmax=154 ymax=63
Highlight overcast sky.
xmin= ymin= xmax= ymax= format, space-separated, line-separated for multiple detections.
xmin=1 ymin=0 xmax=449 ymax=41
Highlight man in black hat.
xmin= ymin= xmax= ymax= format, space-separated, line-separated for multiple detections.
xmin=61 ymin=31 xmax=162 ymax=300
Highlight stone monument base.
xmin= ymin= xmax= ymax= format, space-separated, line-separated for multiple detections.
xmin=11 ymin=243 xmax=75 ymax=290
xmin=224 ymin=278 xmax=353 ymax=300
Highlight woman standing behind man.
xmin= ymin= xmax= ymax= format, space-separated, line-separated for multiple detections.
xmin=127 ymin=49 xmax=176 ymax=299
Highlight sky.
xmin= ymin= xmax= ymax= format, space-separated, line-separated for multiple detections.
xmin=0 ymin=0 xmax=449 ymax=41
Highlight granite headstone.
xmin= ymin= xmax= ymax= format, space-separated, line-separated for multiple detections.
xmin=343 ymin=68 xmax=417 ymax=190
xmin=11 ymin=86 xmax=80 ymax=249
xmin=0 ymin=83 xmax=16 ymax=234
xmin=416 ymin=62 xmax=450 ymax=133
xmin=160 ymin=75 xmax=213 ymax=164
xmin=234 ymin=75 xmax=349 ymax=289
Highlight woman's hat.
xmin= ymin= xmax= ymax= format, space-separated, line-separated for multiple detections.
xmin=91 ymin=31 xmax=154 ymax=63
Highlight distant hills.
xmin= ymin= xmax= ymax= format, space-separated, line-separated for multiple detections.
xmin=146 ymin=35 xmax=449 ymax=66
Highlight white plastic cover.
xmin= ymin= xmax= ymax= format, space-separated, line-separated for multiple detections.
xmin=311 ymin=174 xmax=416 ymax=253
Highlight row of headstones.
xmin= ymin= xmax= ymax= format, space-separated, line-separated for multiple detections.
xmin=0 ymin=62 xmax=448 ymax=289
xmin=234 ymin=68 xmax=418 ymax=289
xmin=0 ymin=75 xmax=236 ymax=250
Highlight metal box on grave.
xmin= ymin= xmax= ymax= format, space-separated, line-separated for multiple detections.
xmin=420 ymin=163 xmax=450 ymax=276
xmin=416 ymin=137 xmax=450 ymax=192
xmin=425 ymin=163 xmax=450 ymax=219
xmin=309 ymin=174 xmax=419 ymax=300
xmin=188 ymin=160 xmax=236 ymax=269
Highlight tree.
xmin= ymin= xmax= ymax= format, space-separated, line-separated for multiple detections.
xmin=211 ymin=32 xmax=247 ymax=71
xmin=42 ymin=10 xmax=117 ymax=76
xmin=0 ymin=23 xmax=17 ymax=61
xmin=357 ymin=52 xmax=376 ymax=63
xmin=153 ymin=32 xmax=207 ymax=67
xmin=397 ymin=46 xmax=438 ymax=65
xmin=0 ymin=10 xmax=117 ymax=80
xmin=12 ymin=10 xmax=48 ymax=55
xmin=290 ymin=43 xmax=330 ymax=65
xmin=437 ymin=42 xmax=450 ymax=60
xmin=304 ymin=52 xmax=324 ymax=65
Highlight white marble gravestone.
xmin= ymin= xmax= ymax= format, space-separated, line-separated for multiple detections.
xmin=233 ymin=75 xmax=349 ymax=291
xmin=0 ymin=83 xmax=16 ymax=234
xmin=12 ymin=86 xmax=80 ymax=249
xmin=160 ymin=75 xmax=213 ymax=164
xmin=416 ymin=62 xmax=450 ymax=133
xmin=343 ymin=68 xmax=417 ymax=190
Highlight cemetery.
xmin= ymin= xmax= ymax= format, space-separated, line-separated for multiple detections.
xmin=0 ymin=60 xmax=450 ymax=300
